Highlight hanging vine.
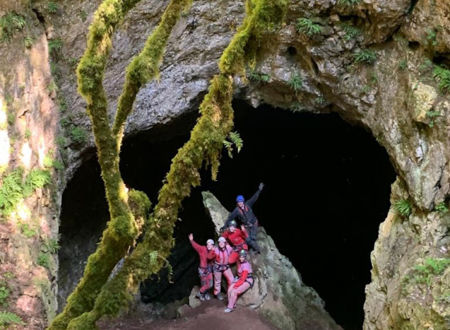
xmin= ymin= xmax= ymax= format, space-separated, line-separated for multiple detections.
xmin=51 ymin=0 xmax=288 ymax=328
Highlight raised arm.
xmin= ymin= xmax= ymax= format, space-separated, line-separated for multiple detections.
xmin=246 ymin=182 xmax=264 ymax=208
xmin=189 ymin=234 xmax=203 ymax=254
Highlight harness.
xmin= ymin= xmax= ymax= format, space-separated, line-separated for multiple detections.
xmin=214 ymin=247 xmax=231 ymax=272
xmin=238 ymin=205 xmax=256 ymax=227
xmin=198 ymin=265 xmax=213 ymax=277
xmin=246 ymin=274 xmax=254 ymax=288
xmin=214 ymin=263 xmax=230 ymax=272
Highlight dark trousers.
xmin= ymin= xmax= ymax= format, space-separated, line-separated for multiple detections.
xmin=245 ymin=224 xmax=260 ymax=252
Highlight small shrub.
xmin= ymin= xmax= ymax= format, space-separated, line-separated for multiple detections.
xmin=0 ymin=312 xmax=24 ymax=327
xmin=20 ymin=223 xmax=37 ymax=238
xmin=0 ymin=285 xmax=9 ymax=306
xmin=296 ymin=18 xmax=322 ymax=37
xmin=354 ymin=49 xmax=377 ymax=65
xmin=48 ymin=39 xmax=63 ymax=53
xmin=435 ymin=201 xmax=448 ymax=213
xmin=23 ymin=169 xmax=51 ymax=197
xmin=288 ymin=73 xmax=303 ymax=92
xmin=338 ymin=0 xmax=361 ymax=5
xmin=426 ymin=110 xmax=440 ymax=127
xmin=37 ymin=252 xmax=50 ymax=269
xmin=48 ymin=2 xmax=58 ymax=14
xmin=433 ymin=65 xmax=450 ymax=93
xmin=0 ymin=12 xmax=26 ymax=42
xmin=341 ymin=23 xmax=360 ymax=41
xmin=24 ymin=36 xmax=33 ymax=48
xmin=395 ymin=199 xmax=411 ymax=217
xmin=426 ymin=28 xmax=437 ymax=46
xmin=247 ymin=70 xmax=270 ymax=83
xmin=70 ymin=127 xmax=87 ymax=144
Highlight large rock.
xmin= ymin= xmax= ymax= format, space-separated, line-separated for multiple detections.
xmin=202 ymin=191 xmax=341 ymax=330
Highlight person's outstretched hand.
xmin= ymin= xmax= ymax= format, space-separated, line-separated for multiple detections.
xmin=259 ymin=182 xmax=264 ymax=191
xmin=241 ymin=225 xmax=246 ymax=231
xmin=188 ymin=233 xmax=193 ymax=241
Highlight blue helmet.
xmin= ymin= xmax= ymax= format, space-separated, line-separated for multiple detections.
xmin=236 ymin=195 xmax=245 ymax=202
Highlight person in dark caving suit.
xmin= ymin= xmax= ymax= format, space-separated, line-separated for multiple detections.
xmin=222 ymin=183 xmax=264 ymax=253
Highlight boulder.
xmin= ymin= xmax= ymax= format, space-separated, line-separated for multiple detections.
xmin=202 ymin=191 xmax=341 ymax=330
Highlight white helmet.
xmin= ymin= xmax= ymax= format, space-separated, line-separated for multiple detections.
xmin=218 ymin=237 xmax=226 ymax=243
xmin=206 ymin=239 xmax=214 ymax=245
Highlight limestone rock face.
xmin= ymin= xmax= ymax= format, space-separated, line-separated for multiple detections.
xmin=202 ymin=191 xmax=341 ymax=330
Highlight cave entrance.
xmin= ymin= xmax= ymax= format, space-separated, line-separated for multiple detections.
xmin=58 ymin=100 xmax=395 ymax=329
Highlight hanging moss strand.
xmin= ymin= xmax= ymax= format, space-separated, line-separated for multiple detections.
xmin=64 ymin=1 xmax=288 ymax=329
xmin=49 ymin=0 xmax=189 ymax=328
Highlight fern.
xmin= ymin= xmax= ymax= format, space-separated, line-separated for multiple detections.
xmin=435 ymin=202 xmax=448 ymax=213
xmin=223 ymin=131 xmax=243 ymax=158
xmin=0 ymin=169 xmax=24 ymax=216
xmin=433 ymin=65 xmax=450 ymax=93
xmin=0 ymin=312 xmax=24 ymax=327
xmin=296 ymin=18 xmax=321 ymax=37
xmin=338 ymin=0 xmax=361 ymax=5
xmin=48 ymin=39 xmax=63 ymax=53
xmin=341 ymin=23 xmax=360 ymax=41
xmin=0 ymin=12 xmax=26 ymax=41
xmin=48 ymin=2 xmax=59 ymax=14
xmin=23 ymin=169 xmax=51 ymax=197
xmin=395 ymin=199 xmax=411 ymax=217
xmin=0 ymin=285 xmax=9 ymax=306
xmin=354 ymin=49 xmax=377 ymax=65
xmin=288 ymin=73 xmax=303 ymax=91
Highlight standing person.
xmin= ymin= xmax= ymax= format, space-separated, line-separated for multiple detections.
xmin=222 ymin=220 xmax=248 ymax=259
xmin=213 ymin=237 xmax=234 ymax=300
xmin=225 ymin=249 xmax=254 ymax=313
xmin=223 ymin=182 xmax=264 ymax=253
xmin=189 ymin=233 xmax=215 ymax=301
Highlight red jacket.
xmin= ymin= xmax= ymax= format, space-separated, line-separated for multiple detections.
xmin=190 ymin=239 xmax=215 ymax=268
xmin=222 ymin=228 xmax=248 ymax=250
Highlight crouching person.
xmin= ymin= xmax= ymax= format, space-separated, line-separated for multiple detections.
xmin=213 ymin=237 xmax=234 ymax=300
xmin=225 ymin=249 xmax=253 ymax=313
xmin=189 ymin=233 xmax=215 ymax=301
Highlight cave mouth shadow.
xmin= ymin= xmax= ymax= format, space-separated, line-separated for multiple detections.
xmin=58 ymin=100 xmax=396 ymax=329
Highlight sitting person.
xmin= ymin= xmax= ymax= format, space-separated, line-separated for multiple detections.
xmin=221 ymin=220 xmax=249 ymax=253
xmin=225 ymin=249 xmax=254 ymax=313
xmin=189 ymin=233 xmax=215 ymax=301
xmin=213 ymin=237 xmax=235 ymax=300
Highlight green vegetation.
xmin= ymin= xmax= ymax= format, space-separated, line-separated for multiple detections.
xmin=426 ymin=110 xmax=440 ymax=128
xmin=426 ymin=28 xmax=437 ymax=46
xmin=338 ymin=0 xmax=361 ymax=5
xmin=48 ymin=2 xmax=59 ymax=14
xmin=37 ymin=252 xmax=50 ymax=269
xmin=419 ymin=59 xmax=433 ymax=72
xmin=395 ymin=199 xmax=412 ymax=217
xmin=354 ymin=49 xmax=377 ymax=65
xmin=44 ymin=154 xmax=64 ymax=171
xmin=0 ymin=12 xmax=26 ymax=42
xmin=79 ymin=10 xmax=88 ymax=22
xmin=48 ymin=39 xmax=63 ymax=53
xmin=223 ymin=131 xmax=243 ymax=158
xmin=247 ymin=70 xmax=270 ymax=83
xmin=314 ymin=96 xmax=326 ymax=105
xmin=48 ymin=80 xmax=58 ymax=93
xmin=433 ymin=65 xmax=450 ymax=93
xmin=296 ymin=18 xmax=321 ymax=37
xmin=288 ymin=73 xmax=302 ymax=92
xmin=19 ymin=222 xmax=37 ymax=238
xmin=0 ymin=168 xmax=51 ymax=217
xmin=406 ymin=258 xmax=450 ymax=286
xmin=42 ymin=237 xmax=60 ymax=254
xmin=0 ymin=312 xmax=24 ymax=328
xmin=69 ymin=127 xmax=87 ymax=144
xmin=0 ymin=285 xmax=9 ymax=306
xmin=398 ymin=59 xmax=407 ymax=71
xmin=341 ymin=23 xmax=360 ymax=41
xmin=434 ymin=201 xmax=448 ymax=213
xmin=24 ymin=129 xmax=31 ymax=139
xmin=24 ymin=36 xmax=33 ymax=48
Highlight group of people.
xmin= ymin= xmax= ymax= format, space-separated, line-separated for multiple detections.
xmin=189 ymin=183 xmax=264 ymax=313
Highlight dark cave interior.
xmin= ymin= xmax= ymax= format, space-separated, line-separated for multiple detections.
xmin=58 ymin=101 xmax=396 ymax=329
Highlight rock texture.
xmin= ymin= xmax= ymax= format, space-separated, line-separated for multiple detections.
xmin=0 ymin=0 xmax=449 ymax=328
xmin=202 ymin=191 xmax=341 ymax=330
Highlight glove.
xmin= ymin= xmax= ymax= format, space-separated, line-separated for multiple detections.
xmin=259 ymin=182 xmax=264 ymax=191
